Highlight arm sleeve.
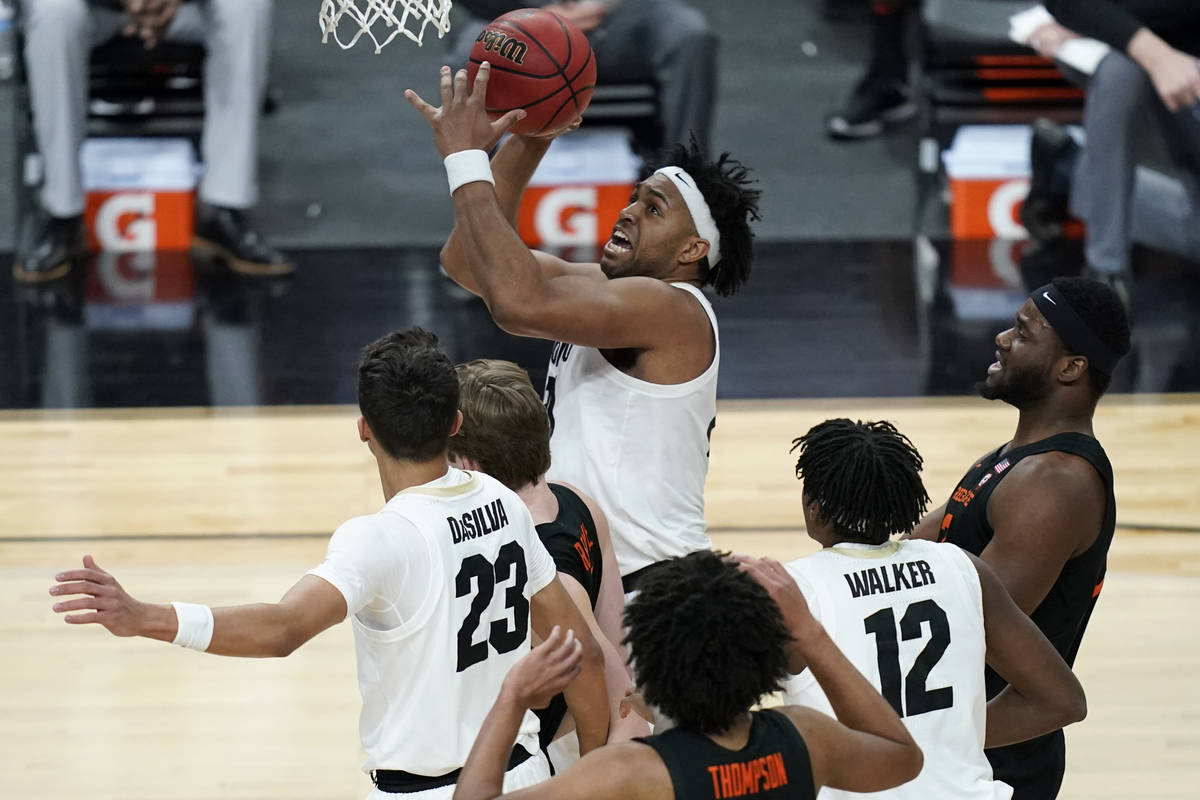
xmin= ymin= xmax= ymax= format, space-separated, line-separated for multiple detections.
xmin=1043 ymin=0 xmax=1146 ymax=52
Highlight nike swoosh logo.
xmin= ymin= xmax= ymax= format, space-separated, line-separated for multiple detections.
xmin=1042 ymin=291 xmax=1057 ymax=305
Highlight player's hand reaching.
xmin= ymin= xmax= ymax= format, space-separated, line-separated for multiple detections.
xmin=50 ymin=555 xmax=148 ymax=637
xmin=500 ymin=626 xmax=583 ymax=710
xmin=735 ymin=555 xmax=825 ymax=650
xmin=405 ymin=63 xmax=527 ymax=158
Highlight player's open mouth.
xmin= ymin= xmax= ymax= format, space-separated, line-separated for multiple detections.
xmin=605 ymin=229 xmax=633 ymax=256
xmin=987 ymin=352 xmax=1003 ymax=375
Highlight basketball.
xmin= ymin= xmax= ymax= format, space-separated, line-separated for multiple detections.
xmin=466 ymin=8 xmax=597 ymax=137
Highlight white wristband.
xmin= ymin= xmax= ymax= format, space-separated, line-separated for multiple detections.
xmin=444 ymin=149 xmax=495 ymax=195
xmin=171 ymin=602 xmax=214 ymax=652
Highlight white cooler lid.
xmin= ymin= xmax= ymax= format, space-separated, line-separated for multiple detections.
xmin=82 ymin=138 xmax=199 ymax=191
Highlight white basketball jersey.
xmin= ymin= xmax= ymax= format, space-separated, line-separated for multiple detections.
xmin=784 ymin=539 xmax=1010 ymax=800
xmin=543 ymin=282 xmax=718 ymax=575
xmin=315 ymin=470 xmax=556 ymax=776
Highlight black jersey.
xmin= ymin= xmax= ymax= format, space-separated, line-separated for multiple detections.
xmin=533 ymin=482 xmax=604 ymax=752
xmin=536 ymin=483 xmax=604 ymax=605
xmin=636 ymin=709 xmax=816 ymax=800
xmin=938 ymin=432 xmax=1116 ymax=800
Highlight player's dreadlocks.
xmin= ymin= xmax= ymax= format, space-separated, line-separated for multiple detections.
xmin=791 ymin=419 xmax=930 ymax=544
xmin=624 ymin=550 xmax=791 ymax=735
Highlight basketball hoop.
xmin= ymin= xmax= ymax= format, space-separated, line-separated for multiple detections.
xmin=318 ymin=0 xmax=453 ymax=53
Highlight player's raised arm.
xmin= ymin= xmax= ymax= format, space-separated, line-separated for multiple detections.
xmin=453 ymin=628 xmax=660 ymax=800
xmin=50 ymin=555 xmax=346 ymax=658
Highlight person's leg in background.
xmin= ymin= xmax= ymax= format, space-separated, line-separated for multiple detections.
xmin=185 ymin=0 xmax=292 ymax=276
xmin=588 ymin=0 xmax=718 ymax=155
xmin=1067 ymin=52 xmax=1159 ymax=284
xmin=16 ymin=0 xmax=124 ymax=282
xmin=826 ymin=0 xmax=918 ymax=140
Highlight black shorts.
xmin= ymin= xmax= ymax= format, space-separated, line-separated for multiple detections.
xmin=986 ymin=729 xmax=1066 ymax=800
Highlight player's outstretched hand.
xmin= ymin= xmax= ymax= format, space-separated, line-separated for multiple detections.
xmin=501 ymin=626 xmax=583 ymax=710
xmin=405 ymin=63 xmax=527 ymax=158
xmin=50 ymin=555 xmax=146 ymax=637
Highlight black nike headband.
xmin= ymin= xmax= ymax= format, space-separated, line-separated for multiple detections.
xmin=1030 ymin=282 xmax=1122 ymax=376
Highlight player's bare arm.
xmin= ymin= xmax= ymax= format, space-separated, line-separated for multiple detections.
xmin=740 ymin=557 xmax=923 ymax=793
xmin=440 ymin=134 xmax=599 ymax=296
xmin=50 ymin=555 xmax=347 ymax=657
xmin=530 ymin=574 xmax=610 ymax=753
xmin=982 ymin=451 xmax=1107 ymax=613
xmin=556 ymin=481 xmax=628 ymax=669
xmin=556 ymin=574 xmax=639 ymax=739
xmin=455 ymin=628 xmax=667 ymax=800
xmin=409 ymin=65 xmax=712 ymax=358
xmin=970 ymin=552 xmax=1087 ymax=747
xmin=908 ymin=501 xmax=947 ymax=541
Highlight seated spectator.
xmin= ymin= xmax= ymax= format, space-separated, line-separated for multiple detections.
xmin=448 ymin=1 xmax=718 ymax=155
xmin=15 ymin=0 xmax=292 ymax=284
xmin=1021 ymin=0 xmax=1200 ymax=299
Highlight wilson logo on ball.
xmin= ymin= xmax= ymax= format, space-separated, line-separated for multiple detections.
xmin=475 ymin=30 xmax=528 ymax=65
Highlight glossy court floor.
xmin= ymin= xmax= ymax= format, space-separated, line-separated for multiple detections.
xmin=2 ymin=241 xmax=1199 ymax=799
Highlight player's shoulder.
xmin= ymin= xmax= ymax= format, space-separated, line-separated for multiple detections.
xmin=1000 ymin=448 xmax=1106 ymax=501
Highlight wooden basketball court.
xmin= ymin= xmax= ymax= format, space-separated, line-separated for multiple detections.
xmin=2 ymin=395 xmax=1197 ymax=798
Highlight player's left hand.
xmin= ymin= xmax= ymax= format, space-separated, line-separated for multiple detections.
xmin=50 ymin=554 xmax=147 ymax=637
xmin=500 ymin=625 xmax=583 ymax=710
xmin=405 ymin=63 xmax=527 ymax=157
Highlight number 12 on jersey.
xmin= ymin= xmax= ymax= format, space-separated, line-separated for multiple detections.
xmin=864 ymin=599 xmax=954 ymax=717
xmin=456 ymin=541 xmax=529 ymax=672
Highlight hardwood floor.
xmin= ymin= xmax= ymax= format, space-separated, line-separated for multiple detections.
xmin=2 ymin=396 xmax=1197 ymax=798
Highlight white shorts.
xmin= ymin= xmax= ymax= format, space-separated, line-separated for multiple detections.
xmin=364 ymin=750 xmax=552 ymax=800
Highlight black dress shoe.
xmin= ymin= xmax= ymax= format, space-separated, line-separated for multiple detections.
xmin=13 ymin=215 xmax=86 ymax=284
xmin=192 ymin=203 xmax=294 ymax=276
xmin=1019 ymin=119 xmax=1078 ymax=243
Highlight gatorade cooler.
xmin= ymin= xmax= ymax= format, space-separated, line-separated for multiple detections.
xmin=83 ymin=138 xmax=198 ymax=253
xmin=942 ymin=125 xmax=1036 ymax=240
xmin=518 ymin=129 xmax=642 ymax=248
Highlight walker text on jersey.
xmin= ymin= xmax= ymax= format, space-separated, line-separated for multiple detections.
xmin=844 ymin=560 xmax=936 ymax=598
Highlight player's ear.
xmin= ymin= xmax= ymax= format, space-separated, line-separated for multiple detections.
xmin=357 ymin=416 xmax=371 ymax=443
xmin=448 ymin=410 xmax=464 ymax=437
xmin=1058 ymin=355 xmax=1089 ymax=385
xmin=679 ymin=236 xmax=711 ymax=267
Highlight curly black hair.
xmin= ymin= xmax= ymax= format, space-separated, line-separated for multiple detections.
xmin=791 ymin=419 xmax=930 ymax=544
xmin=357 ymin=327 xmax=459 ymax=462
xmin=624 ymin=551 xmax=792 ymax=734
xmin=1051 ymin=276 xmax=1132 ymax=399
xmin=649 ymin=139 xmax=761 ymax=297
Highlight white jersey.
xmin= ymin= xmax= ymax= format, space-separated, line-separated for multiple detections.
xmin=309 ymin=468 xmax=557 ymax=776
xmin=783 ymin=539 xmax=1010 ymax=800
xmin=543 ymin=282 xmax=718 ymax=576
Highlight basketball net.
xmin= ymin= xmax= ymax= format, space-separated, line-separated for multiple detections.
xmin=318 ymin=0 xmax=453 ymax=52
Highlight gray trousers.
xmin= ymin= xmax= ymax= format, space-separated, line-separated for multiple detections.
xmin=1068 ymin=52 xmax=1200 ymax=273
xmin=22 ymin=0 xmax=273 ymax=217
xmin=450 ymin=0 xmax=718 ymax=154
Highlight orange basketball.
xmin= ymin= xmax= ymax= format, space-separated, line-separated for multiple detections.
xmin=466 ymin=8 xmax=597 ymax=136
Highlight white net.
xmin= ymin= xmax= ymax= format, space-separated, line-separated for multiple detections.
xmin=318 ymin=0 xmax=453 ymax=53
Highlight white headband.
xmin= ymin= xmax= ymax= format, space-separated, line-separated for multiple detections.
xmin=653 ymin=166 xmax=722 ymax=267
